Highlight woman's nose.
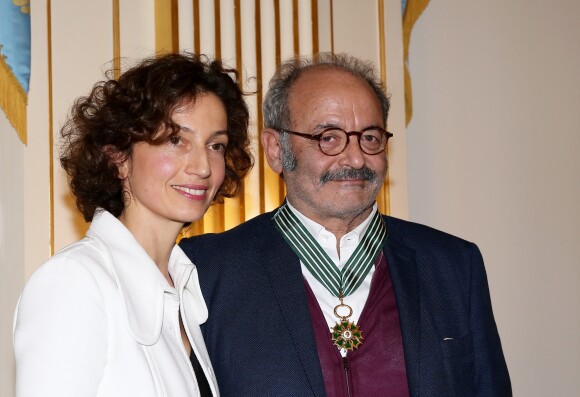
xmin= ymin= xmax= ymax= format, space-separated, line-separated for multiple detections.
xmin=185 ymin=149 xmax=211 ymax=178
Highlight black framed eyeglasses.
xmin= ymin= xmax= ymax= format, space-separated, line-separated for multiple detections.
xmin=277 ymin=127 xmax=393 ymax=156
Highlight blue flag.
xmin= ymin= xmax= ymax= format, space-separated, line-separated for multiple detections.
xmin=0 ymin=0 xmax=31 ymax=144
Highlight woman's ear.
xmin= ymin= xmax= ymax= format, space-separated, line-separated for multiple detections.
xmin=102 ymin=145 xmax=129 ymax=180
xmin=261 ymin=128 xmax=283 ymax=174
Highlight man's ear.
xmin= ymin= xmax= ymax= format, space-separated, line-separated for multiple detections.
xmin=261 ymin=128 xmax=284 ymax=174
xmin=102 ymin=145 xmax=129 ymax=180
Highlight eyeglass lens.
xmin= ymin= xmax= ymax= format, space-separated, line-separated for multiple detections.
xmin=319 ymin=128 xmax=388 ymax=155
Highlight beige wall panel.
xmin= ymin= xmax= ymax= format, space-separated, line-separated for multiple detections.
xmin=51 ymin=1 xmax=115 ymax=252
xmin=384 ymin=0 xmax=408 ymax=218
xmin=332 ymin=0 xmax=379 ymax=64
xmin=297 ymin=0 xmax=313 ymax=55
xmin=24 ymin=2 xmax=51 ymax=277
xmin=316 ymin=0 xmax=332 ymax=52
xmin=198 ymin=0 xmax=216 ymax=54
xmin=407 ymin=0 xmax=580 ymax=395
xmin=120 ymin=0 xmax=156 ymax=62
xmin=219 ymin=0 xmax=236 ymax=64
xmin=0 ymin=114 xmax=24 ymax=397
xmin=178 ymin=0 xmax=195 ymax=51
xmin=14 ymin=13 xmax=51 ymax=393
xmin=258 ymin=0 xmax=276 ymax=85
xmin=278 ymin=0 xmax=295 ymax=59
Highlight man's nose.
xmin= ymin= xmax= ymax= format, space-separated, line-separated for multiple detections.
xmin=338 ymin=135 xmax=365 ymax=169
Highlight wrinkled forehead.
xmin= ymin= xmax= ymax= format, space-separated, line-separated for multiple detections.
xmin=287 ymin=67 xmax=383 ymax=125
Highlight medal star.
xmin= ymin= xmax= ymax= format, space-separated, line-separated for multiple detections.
xmin=331 ymin=320 xmax=364 ymax=351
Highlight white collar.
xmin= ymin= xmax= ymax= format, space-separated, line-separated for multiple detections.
xmin=87 ymin=209 xmax=208 ymax=346
xmin=285 ymin=201 xmax=378 ymax=244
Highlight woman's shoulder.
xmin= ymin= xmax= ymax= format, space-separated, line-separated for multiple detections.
xmin=22 ymin=236 xmax=116 ymax=300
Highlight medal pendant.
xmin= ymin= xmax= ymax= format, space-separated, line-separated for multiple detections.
xmin=331 ymin=320 xmax=363 ymax=351
xmin=331 ymin=294 xmax=363 ymax=351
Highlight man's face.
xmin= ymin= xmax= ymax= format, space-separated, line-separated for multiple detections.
xmin=282 ymin=67 xmax=388 ymax=227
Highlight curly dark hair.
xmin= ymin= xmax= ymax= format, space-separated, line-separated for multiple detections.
xmin=60 ymin=53 xmax=253 ymax=221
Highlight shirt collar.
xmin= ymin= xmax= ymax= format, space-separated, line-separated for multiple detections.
xmin=87 ymin=209 xmax=208 ymax=346
xmin=285 ymin=201 xmax=378 ymax=244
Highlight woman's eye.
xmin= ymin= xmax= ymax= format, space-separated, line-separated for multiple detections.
xmin=168 ymin=135 xmax=182 ymax=145
xmin=209 ymin=143 xmax=227 ymax=153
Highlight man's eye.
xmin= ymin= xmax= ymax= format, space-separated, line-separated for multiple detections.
xmin=320 ymin=133 xmax=341 ymax=144
xmin=169 ymin=135 xmax=182 ymax=145
xmin=362 ymin=134 xmax=379 ymax=143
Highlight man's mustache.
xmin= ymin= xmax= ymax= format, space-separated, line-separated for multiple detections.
xmin=320 ymin=167 xmax=377 ymax=184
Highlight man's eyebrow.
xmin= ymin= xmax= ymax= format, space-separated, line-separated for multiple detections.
xmin=314 ymin=122 xmax=341 ymax=130
xmin=314 ymin=122 xmax=384 ymax=131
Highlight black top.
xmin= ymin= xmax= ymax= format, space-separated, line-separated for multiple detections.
xmin=190 ymin=349 xmax=212 ymax=397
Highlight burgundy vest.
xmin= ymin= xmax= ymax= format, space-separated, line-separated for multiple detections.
xmin=304 ymin=253 xmax=410 ymax=397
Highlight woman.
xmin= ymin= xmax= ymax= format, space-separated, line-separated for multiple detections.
xmin=13 ymin=53 xmax=252 ymax=396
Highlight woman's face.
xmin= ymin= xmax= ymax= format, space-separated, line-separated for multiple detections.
xmin=119 ymin=93 xmax=228 ymax=232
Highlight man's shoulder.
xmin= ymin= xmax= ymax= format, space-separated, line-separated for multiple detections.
xmin=383 ymin=214 xmax=475 ymax=250
xmin=181 ymin=211 xmax=276 ymax=248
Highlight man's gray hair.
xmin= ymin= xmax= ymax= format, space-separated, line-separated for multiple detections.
xmin=262 ymin=52 xmax=390 ymax=130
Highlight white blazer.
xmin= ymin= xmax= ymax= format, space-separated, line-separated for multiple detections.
xmin=13 ymin=210 xmax=219 ymax=397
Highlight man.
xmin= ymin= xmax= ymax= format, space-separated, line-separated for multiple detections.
xmin=180 ymin=53 xmax=511 ymax=396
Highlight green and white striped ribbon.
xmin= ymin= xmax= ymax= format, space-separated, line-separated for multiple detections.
xmin=273 ymin=203 xmax=387 ymax=297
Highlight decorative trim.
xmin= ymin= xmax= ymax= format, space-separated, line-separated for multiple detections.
xmin=378 ymin=0 xmax=387 ymax=86
xmin=377 ymin=0 xmax=390 ymax=214
xmin=193 ymin=0 xmax=200 ymax=53
xmin=212 ymin=0 xmax=224 ymax=231
xmin=154 ymin=0 xmax=179 ymax=54
xmin=214 ymin=0 xmax=221 ymax=58
xmin=255 ymin=0 xmax=265 ymax=214
xmin=402 ymin=0 xmax=431 ymax=125
xmin=274 ymin=0 xmax=281 ymax=65
xmin=0 ymin=56 xmax=27 ymax=144
xmin=292 ymin=0 xmax=299 ymax=55
xmin=112 ymin=0 xmax=120 ymax=79
xmin=311 ymin=0 xmax=319 ymax=54
xmin=47 ymin=0 xmax=55 ymax=255
xmin=234 ymin=0 xmax=245 ymax=222
xmin=330 ymin=0 xmax=334 ymax=53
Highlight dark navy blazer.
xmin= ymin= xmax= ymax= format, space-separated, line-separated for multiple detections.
xmin=180 ymin=210 xmax=511 ymax=397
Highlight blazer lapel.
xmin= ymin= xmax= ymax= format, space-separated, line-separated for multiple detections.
xmin=383 ymin=231 xmax=421 ymax=397
xmin=256 ymin=216 xmax=326 ymax=397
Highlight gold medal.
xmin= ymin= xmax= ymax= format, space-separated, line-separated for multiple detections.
xmin=331 ymin=293 xmax=363 ymax=351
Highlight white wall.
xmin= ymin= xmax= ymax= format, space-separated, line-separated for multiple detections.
xmin=0 ymin=113 xmax=24 ymax=397
xmin=407 ymin=0 xmax=580 ymax=395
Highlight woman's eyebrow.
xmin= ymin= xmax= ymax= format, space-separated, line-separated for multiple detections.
xmin=178 ymin=125 xmax=229 ymax=137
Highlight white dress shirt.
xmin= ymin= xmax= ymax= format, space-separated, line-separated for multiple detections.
xmin=286 ymin=202 xmax=378 ymax=355
xmin=13 ymin=209 xmax=218 ymax=397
